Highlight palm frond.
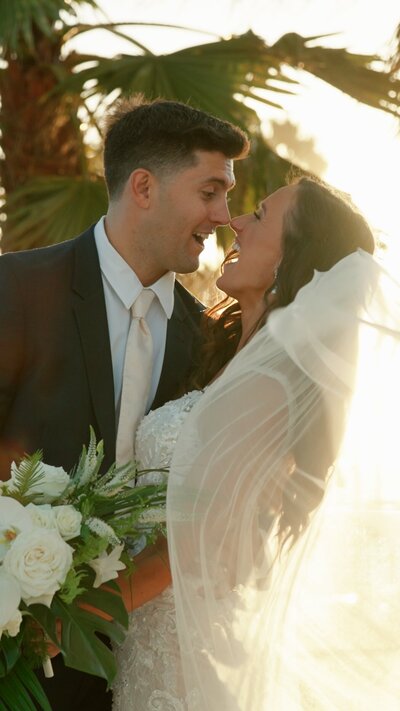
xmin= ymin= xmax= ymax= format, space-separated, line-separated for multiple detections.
xmin=64 ymin=21 xmax=220 ymax=45
xmin=0 ymin=0 xmax=98 ymax=56
xmin=391 ymin=23 xmax=400 ymax=73
xmin=2 ymin=175 xmax=108 ymax=252
xmin=56 ymin=32 xmax=298 ymax=124
xmin=272 ymin=32 xmax=400 ymax=117
xmin=57 ymin=29 xmax=400 ymax=136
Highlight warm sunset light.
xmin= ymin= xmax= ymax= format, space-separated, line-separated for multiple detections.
xmin=73 ymin=0 xmax=400 ymax=277
xmin=1 ymin=2 xmax=400 ymax=707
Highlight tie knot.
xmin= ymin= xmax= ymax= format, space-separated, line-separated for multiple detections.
xmin=131 ymin=289 xmax=155 ymax=319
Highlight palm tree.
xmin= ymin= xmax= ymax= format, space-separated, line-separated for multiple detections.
xmin=1 ymin=0 xmax=400 ymax=251
xmin=392 ymin=23 xmax=400 ymax=73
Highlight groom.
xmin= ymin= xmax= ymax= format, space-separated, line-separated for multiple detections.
xmin=0 ymin=97 xmax=248 ymax=710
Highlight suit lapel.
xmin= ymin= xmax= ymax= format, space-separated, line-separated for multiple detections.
xmin=72 ymin=230 xmax=116 ymax=461
xmin=152 ymin=286 xmax=201 ymax=410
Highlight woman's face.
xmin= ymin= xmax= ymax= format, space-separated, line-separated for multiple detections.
xmin=217 ymin=185 xmax=298 ymax=305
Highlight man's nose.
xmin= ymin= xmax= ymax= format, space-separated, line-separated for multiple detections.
xmin=211 ymin=200 xmax=231 ymax=226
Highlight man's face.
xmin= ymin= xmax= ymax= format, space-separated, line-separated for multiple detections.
xmin=143 ymin=150 xmax=235 ymax=279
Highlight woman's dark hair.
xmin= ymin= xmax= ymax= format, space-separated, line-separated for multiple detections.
xmin=193 ymin=176 xmax=375 ymax=545
xmin=275 ymin=176 xmax=375 ymax=306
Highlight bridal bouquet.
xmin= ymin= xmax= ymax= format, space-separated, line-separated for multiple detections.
xmin=0 ymin=429 xmax=167 ymax=711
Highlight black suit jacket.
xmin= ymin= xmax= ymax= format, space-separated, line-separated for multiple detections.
xmin=0 ymin=227 xmax=203 ymax=710
xmin=0 ymin=226 xmax=203 ymax=480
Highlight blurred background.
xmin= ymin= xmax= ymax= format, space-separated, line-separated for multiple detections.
xmin=1 ymin=0 xmax=399 ymax=304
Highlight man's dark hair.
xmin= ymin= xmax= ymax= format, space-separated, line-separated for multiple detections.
xmin=103 ymin=95 xmax=249 ymax=200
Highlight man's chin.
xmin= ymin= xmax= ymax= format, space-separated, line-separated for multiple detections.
xmin=178 ymin=259 xmax=200 ymax=275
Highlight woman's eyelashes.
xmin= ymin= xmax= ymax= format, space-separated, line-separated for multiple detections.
xmin=253 ymin=209 xmax=261 ymax=220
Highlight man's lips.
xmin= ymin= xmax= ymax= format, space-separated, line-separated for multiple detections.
xmin=192 ymin=232 xmax=211 ymax=252
xmin=192 ymin=232 xmax=210 ymax=248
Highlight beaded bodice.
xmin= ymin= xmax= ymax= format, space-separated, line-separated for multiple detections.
xmin=135 ymin=390 xmax=203 ymax=477
xmin=112 ymin=390 xmax=203 ymax=711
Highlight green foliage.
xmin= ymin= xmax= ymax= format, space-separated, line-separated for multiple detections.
xmin=0 ymin=0 xmax=67 ymax=56
xmin=0 ymin=634 xmax=21 ymax=678
xmin=0 ymin=0 xmax=98 ymax=56
xmin=72 ymin=525 xmax=109 ymax=564
xmin=5 ymin=451 xmax=46 ymax=502
xmin=70 ymin=425 xmax=105 ymax=488
xmin=58 ymin=567 xmax=88 ymax=604
xmin=59 ymin=31 xmax=296 ymax=123
xmin=92 ymin=480 xmax=167 ymax=517
xmin=30 ymin=587 xmax=128 ymax=685
xmin=271 ymin=32 xmax=400 ymax=118
xmin=0 ymin=628 xmax=51 ymax=710
xmin=0 ymin=656 xmax=52 ymax=710
xmin=3 ymin=176 xmax=108 ymax=252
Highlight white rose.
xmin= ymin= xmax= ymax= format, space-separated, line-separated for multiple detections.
xmin=26 ymin=503 xmax=57 ymax=530
xmin=0 ymin=568 xmax=22 ymax=639
xmin=53 ymin=505 xmax=82 ymax=541
xmin=3 ymin=528 xmax=73 ymax=607
xmin=8 ymin=461 xmax=70 ymax=503
xmin=4 ymin=609 xmax=23 ymax=638
xmin=0 ymin=497 xmax=34 ymax=562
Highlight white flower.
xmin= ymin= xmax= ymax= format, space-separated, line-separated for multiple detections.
xmin=86 ymin=517 xmax=119 ymax=546
xmin=8 ymin=461 xmax=70 ymax=503
xmin=0 ymin=568 xmax=22 ymax=639
xmin=138 ymin=507 xmax=166 ymax=525
xmin=26 ymin=503 xmax=57 ymax=530
xmin=4 ymin=609 xmax=23 ymax=637
xmin=53 ymin=505 xmax=82 ymax=540
xmin=3 ymin=528 xmax=73 ymax=607
xmin=0 ymin=497 xmax=34 ymax=562
xmin=88 ymin=544 xmax=126 ymax=588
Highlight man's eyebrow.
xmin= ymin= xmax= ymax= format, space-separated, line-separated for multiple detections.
xmin=200 ymin=177 xmax=236 ymax=190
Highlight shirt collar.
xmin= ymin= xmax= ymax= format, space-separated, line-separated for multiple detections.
xmin=94 ymin=217 xmax=175 ymax=318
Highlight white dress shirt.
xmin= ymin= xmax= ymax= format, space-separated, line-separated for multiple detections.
xmin=94 ymin=217 xmax=175 ymax=417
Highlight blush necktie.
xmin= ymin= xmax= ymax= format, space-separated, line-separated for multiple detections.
xmin=116 ymin=289 xmax=155 ymax=466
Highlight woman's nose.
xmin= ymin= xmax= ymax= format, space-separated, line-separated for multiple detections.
xmin=230 ymin=214 xmax=245 ymax=234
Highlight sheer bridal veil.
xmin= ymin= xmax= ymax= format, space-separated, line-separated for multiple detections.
xmin=167 ymin=249 xmax=400 ymax=710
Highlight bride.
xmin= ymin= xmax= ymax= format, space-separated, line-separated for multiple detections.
xmin=113 ymin=177 xmax=400 ymax=709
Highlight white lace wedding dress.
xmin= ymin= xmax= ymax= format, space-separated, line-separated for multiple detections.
xmin=112 ymin=390 xmax=204 ymax=711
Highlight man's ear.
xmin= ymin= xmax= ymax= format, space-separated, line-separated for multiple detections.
xmin=128 ymin=169 xmax=156 ymax=207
